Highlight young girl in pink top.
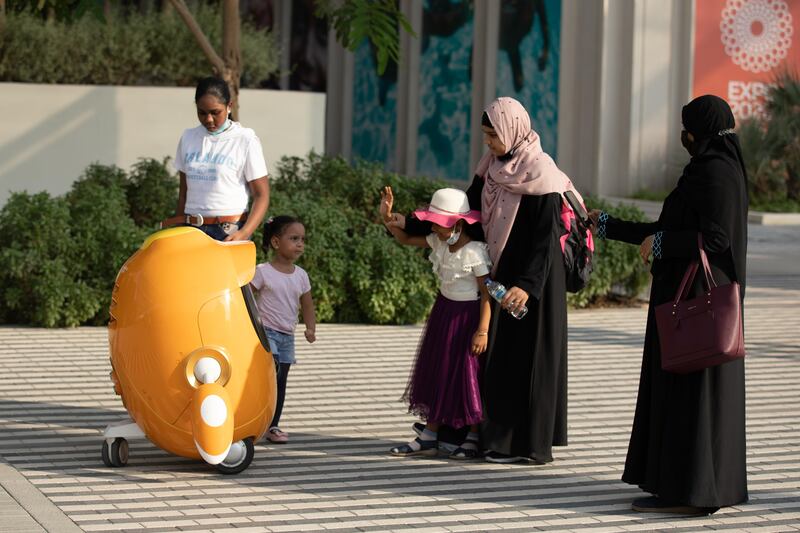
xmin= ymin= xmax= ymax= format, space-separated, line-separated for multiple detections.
xmin=251 ymin=215 xmax=316 ymax=444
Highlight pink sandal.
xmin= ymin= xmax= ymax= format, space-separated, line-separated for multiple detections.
xmin=267 ymin=426 xmax=289 ymax=444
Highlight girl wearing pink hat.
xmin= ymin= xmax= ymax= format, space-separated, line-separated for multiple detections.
xmin=380 ymin=186 xmax=492 ymax=460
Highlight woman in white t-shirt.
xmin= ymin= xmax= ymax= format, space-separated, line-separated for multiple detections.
xmin=250 ymin=215 xmax=317 ymax=444
xmin=169 ymin=76 xmax=269 ymax=241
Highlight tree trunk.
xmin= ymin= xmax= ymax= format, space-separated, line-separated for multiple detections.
xmin=0 ymin=0 xmax=6 ymax=32
xmin=104 ymin=0 xmax=112 ymax=23
xmin=167 ymin=0 xmax=242 ymax=119
xmin=222 ymin=0 xmax=241 ymax=121
xmin=787 ymin=165 xmax=800 ymax=201
xmin=167 ymin=0 xmax=225 ymax=75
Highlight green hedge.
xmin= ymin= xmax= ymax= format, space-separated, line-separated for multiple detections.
xmin=0 ymin=6 xmax=278 ymax=87
xmin=738 ymin=72 xmax=800 ymax=212
xmin=0 ymin=155 xmax=650 ymax=327
xmin=261 ymin=154 xmax=446 ymax=324
xmin=0 ymin=159 xmax=175 ymax=327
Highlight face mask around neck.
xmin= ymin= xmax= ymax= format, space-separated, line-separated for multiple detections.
xmin=209 ymin=118 xmax=231 ymax=136
xmin=446 ymin=229 xmax=461 ymax=245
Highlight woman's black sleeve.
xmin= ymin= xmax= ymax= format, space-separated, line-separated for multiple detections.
xmin=515 ymin=193 xmax=560 ymax=301
xmin=403 ymin=215 xmax=432 ymax=236
xmin=466 ymin=175 xmax=483 ymax=210
xmin=604 ymin=216 xmax=661 ymax=245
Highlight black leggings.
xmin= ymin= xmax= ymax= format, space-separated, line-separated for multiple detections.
xmin=270 ymin=362 xmax=291 ymax=428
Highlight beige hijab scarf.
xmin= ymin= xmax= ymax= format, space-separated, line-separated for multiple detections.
xmin=476 ymin=97 xmax=582 ymax=273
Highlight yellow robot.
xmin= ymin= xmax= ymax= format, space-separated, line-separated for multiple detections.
xmin=102 ymin=227 xmax=277 ymax=474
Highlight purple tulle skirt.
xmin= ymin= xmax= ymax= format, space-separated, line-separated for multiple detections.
xmin=402 ymin=293 xmax=483 ymax=428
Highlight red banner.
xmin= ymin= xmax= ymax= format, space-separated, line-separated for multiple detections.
xmin=694 ymin=0 xmax=800 ymax=119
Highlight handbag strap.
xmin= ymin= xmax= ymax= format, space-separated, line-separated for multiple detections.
xmin=672 ymin=233 xmax=720 ymax=305
xmin=697 ymin=233 xmax=718 ymax=290
xmin=674 ymin=262 xmax=699 ymax=305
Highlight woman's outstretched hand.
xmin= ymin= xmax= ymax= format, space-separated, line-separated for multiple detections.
xmin=640 ymin=235 xmax=654 ymax=265
xmin=587 ymin=209 xmax=602 ymax=233
xmin=380 ymin=186 xmax=406 ymax=228
xmin=380 ymin=186 xmax=394 ymax=224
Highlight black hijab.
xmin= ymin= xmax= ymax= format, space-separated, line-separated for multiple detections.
xmin=678 ymin=94 xmax=749 ymax=285
xmin=682 ymin=94 xmax=749 ymax=185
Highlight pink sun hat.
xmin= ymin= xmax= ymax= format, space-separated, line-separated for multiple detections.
xmin=413 ymin=188 xmax=481 ymax=227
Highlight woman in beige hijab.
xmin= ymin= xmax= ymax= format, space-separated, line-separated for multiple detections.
xmin=472 ymin=97 xmax=581 ymax=463
xmin=400 ymin=97 xmax=584 ymax=463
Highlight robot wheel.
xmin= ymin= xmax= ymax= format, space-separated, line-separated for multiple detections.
xmin=101 ymin=437 xmax=129 ymax=467
xmin=215 ymin=437 xmax=254 ymax=475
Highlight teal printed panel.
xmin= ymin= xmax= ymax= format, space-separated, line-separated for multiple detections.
xmin=351 ymin=40 xmax=398 ymax=169
xmin=495 ymin=0 xmax=561 ymax=158
xmin=416 ymin=0 xmax=474 ymax=181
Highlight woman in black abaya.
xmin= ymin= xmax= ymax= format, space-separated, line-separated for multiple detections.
xmin=589 ymin=94 xmax=749 ymax=514
xmin=395 ymin=97 xmax=584 ymax=464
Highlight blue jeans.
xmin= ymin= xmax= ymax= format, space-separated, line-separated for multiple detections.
xmin=265 ymin=328 xmax=294 ymax=428
xmin=265 ymin=328 xmax=296 ymax=364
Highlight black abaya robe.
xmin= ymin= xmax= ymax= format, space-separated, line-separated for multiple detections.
xmin=602 ymin=139 xmax=749 ymax=508
xmin=467 ymin=180 xmax=568 ymax=462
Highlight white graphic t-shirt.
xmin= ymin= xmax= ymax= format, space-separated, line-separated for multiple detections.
xmin=174 ymin=122 xmax=269 ymax=216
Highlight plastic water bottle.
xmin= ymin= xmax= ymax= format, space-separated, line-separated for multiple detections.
xmin=484 ymin=278 xmax=528 ymax=319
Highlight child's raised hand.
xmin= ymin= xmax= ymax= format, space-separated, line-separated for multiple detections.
xmin=471 ymin=331 xmax=488 ymax=356
xmin=380 ymin=186 xmax=394 ymax=224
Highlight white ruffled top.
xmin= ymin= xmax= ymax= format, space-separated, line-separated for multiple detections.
xmin=426 ymin=234 xmax=492 ymax=301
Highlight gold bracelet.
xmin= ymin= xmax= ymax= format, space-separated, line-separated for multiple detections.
xmin=475 ymin=331 xmax=488 ymax=336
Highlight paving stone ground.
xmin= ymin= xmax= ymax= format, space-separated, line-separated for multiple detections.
xmin=1 ymin=275 xmax=798 ymax=532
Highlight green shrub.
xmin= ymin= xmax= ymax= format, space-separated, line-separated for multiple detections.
xmin=0 ymin=192 xmax=100 ymax=327
xmin=127 ymin=157 xmax=179 ymax=228
xmin=0 ymin=155 xmax=653 ymax=327
xmin=0 ymin=162 xmax=163 ymax=327
xmin=266 ymin=153 xmax=444 ymax=324
xmin=350 ymin=224 xmax=438 ymax=324
xmin=0 ymin=7 xmax=278 ymax=87
xmin=66 ymin=165 xmax=150 ymax=324
xmin=567 ymin=198 xmax=651 ymax=308
xmin=738 ymin=71 xmax=800 ymax=212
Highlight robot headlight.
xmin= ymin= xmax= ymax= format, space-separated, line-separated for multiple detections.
xmin=184 ymin=346 xmax=231 ymax=388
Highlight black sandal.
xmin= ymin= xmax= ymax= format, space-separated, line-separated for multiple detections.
xmin=449 ymin=439 xmax=481 ymax=460
xmin=389 ymin=437 xmax=438 ymax=457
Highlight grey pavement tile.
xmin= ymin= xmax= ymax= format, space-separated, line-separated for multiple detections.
xmin=1 ymin=281 xmax=799 ymax=532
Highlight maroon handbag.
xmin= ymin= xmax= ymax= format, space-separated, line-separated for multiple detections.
xmin=655 ymin=234 xmax=745 ymax=374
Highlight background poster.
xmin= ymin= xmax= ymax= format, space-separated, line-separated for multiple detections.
xmin=694 ymin=0 xmax=800 ymax=119
xmin=416 ymin=0 xmax=474 ymax=181
xmin=351 ymin=41 xmax=398 ymax=169
xmin=495 ymin=0 xmax=561 ymax=158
